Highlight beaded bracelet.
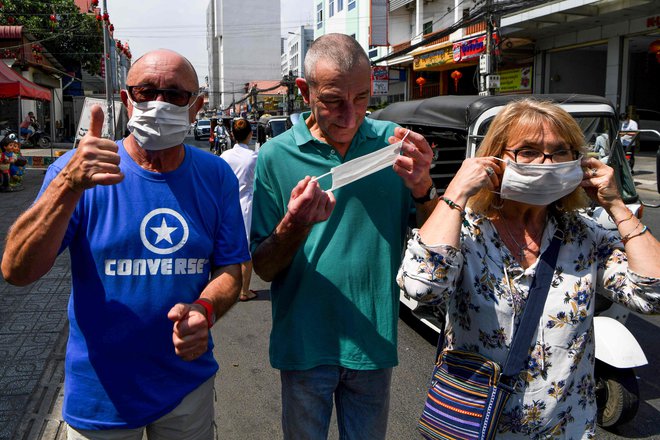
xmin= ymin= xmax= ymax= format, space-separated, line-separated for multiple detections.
xmin=440 ymin=196 xmax=465 ymax=216
xmin=621 ymin=224 xmax=649 ymax=244
xmin=614 ymin=211 xmax=635 ymax=226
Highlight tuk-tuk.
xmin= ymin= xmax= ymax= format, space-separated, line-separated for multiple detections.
xmin=370 ymin=94 xmax=651 ymax=429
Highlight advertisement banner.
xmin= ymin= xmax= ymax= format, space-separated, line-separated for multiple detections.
xmin=413 ymin=45 xmax=453 ymax=70
xmin=371 ymin=66 xmax=389 ymax=96
xmin=453 ymin=34 xmax=500 ymax=63
xmin=75 ymin=97 xmax=123 ymax=142
xmin=497 ymin=66 xmax=533 ymax=93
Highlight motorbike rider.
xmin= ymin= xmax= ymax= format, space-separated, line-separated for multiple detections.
xmin=19 ymin=112 xmax=36 ymax=143
xmin=214 ymin=121 xmax=229 ymax=153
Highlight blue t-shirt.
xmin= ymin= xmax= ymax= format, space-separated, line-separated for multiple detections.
xmin=38 ymin=141 xmax=250 ymax=429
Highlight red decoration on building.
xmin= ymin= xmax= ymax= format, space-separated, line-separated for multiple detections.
xmin=451 ymin=70 xmax=463 ymax=91
xmin=650 ymin=39 xmax=660 ymax=63
xmin=103 ymin=12 xmax=109 ymax=22
xmin=416 ymin=76 xmax=426 ymax=94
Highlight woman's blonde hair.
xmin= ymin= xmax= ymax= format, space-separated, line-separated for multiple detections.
xmin=468 ymin=98 xmax=590 ymax=215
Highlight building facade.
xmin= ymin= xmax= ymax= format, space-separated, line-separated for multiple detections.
xmin=206 ymin=0 xmax=282 ymax=113
xmin=281 ymin=25 xmax=314 ymax=77
xmin=312 ymin=0 xmax=659 ymax=121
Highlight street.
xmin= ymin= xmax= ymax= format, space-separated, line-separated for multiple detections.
xmin=0 ymin=137 xmax=658 ymax=439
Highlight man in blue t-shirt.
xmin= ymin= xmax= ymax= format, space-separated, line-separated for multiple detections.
xmin=2 ymin=50 xmax=249 ymax=439
xmin=251 ymin=34 xmax=437 ymax=439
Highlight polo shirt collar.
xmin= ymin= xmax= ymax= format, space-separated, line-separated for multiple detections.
xmin=291 ymin=111 xmax=381 ymax=151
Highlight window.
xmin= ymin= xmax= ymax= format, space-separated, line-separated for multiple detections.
xmin=338 ymin=0 xmax=344 ymax=11
xmin=423 ymin=21 xmax=433 ymax=35
xmin=368 ymin=48 xmax=378 ymax=58
xmin=348 ymin=0 xmax=356 ymax=11
xmin=329 ymin=0 xmax=334 ymax=17
xmin=316 ymin=2 xmax=323 ymax=29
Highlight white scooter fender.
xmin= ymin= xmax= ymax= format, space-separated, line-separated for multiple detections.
xmin=594 ymin=316 xmax=648 ymax=368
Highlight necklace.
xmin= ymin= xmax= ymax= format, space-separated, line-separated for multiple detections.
xmin=497 ymin=211 xmax=544 ymax=261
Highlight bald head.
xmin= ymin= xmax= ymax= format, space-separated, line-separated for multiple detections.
xmin=127 ymin=49 xmax=199 ymax=91
xmin=304 ymin=33 xmax=369 ymax=87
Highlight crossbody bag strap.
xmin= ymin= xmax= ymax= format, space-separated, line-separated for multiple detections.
xmin=501 ymin=230 xmax=563 ymax=379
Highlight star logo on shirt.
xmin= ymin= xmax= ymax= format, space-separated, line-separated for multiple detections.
xmin=150 ymin=218 xmax=178 ymax=244
xmin=139 ymin=208 xmax=189 ymax=255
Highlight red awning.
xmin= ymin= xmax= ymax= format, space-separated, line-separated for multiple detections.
xmin=0 ymin=62 xmax=51 ymax=101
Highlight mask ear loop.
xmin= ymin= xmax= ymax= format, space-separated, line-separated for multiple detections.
xmin=489 ymin=156 xmax=508 ymax=204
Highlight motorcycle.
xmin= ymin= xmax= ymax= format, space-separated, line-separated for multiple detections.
xmin=21 ymin=121 xmax=52 ymax=148
xmin=210 ymin=132 xmax=229 ymax=156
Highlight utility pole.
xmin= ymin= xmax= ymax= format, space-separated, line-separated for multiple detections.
xmin=283 ymin=71 xmax=295 ymax=116
xmin=478 ymin=0 xmax=500 ymax=96
xmin=101 ymin=0 xmax=114 ymax=139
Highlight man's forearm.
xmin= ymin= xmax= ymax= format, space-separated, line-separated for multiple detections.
xmin=252 ymin=214 xmax=312 ymax=282
xmin=200 ymin=264 xmax=243 ymax=319
xmin=2 ymin=174 xmax=81 ymax=285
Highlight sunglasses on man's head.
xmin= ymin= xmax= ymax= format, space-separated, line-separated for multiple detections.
xmin=126 ymin=85 xmax=196 ymax=107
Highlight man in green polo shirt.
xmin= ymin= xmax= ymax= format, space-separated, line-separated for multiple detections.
xmin=251 ymin=33 xmax=437 ymax=440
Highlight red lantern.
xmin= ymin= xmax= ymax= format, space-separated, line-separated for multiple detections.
xmin=649 ymin=39 xmax=660 ymax=63
xmin=415 ymin=76 xmax=426 ymax=94
xmin=450 ymin=70 xmax=463 ymax=91
xmin=95 ymin=13 xmax=102 ymax=21
xmin=91 ymin=0 xmax=98 ymax=7
xmin=103 ymin=12 xmax=109 ymax=22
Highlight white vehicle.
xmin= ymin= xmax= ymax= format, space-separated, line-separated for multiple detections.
xmin=371 ymin=94 xmax=658 ymax=429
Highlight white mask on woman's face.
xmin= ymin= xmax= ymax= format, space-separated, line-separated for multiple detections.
xmin=127 ymin=98 xmax=191 ymax=151
xmin=495 ymin=157 xmax=584 ymax=206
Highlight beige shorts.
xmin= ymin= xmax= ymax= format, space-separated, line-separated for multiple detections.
xmin=66 ymin=376 xmax=215 ymax=440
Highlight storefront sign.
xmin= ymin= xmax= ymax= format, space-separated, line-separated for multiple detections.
xmin=497 ymin=66 xmax=533 ymax=93
xmin=647 ymin=16 xmax=660 ymax=28
xmin=453 ymin=34 xmax=500 ymax=63
xmin=413 ymin=46 xmax=453 ymax=70
xmin=371 ymin=66 xmax=389 ymax=96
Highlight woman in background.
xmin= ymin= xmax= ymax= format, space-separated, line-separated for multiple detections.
xmin=221 ymin=118 xmax=259 ymax=301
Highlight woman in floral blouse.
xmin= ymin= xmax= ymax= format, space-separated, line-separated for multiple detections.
xmin=398 ymin=99 xmax=660 ymax=439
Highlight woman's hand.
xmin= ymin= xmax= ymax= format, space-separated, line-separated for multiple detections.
xmin=579 ymin=157 xmax=624 ymax=211
xmin=444 ymin=157 xmax=503 ymax=205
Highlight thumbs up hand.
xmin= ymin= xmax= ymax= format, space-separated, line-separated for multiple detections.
xmin=62 ymin=105 xmax=124 ymax=193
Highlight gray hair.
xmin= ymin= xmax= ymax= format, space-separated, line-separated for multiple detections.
xmin=304 ymin=33 xmax=369 ymax=86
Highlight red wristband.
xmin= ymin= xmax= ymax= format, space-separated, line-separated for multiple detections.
xmin=193 ymin=298 xmax=215 ymax=328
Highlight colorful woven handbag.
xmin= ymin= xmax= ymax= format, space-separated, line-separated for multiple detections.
xmin=417 ymin=231 xmax=563 ymax=440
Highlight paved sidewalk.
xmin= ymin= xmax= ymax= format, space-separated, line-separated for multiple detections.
xmin=0 ymin=171 xmax=70 ymax=440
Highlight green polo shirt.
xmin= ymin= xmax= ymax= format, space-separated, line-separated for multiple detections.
xmin=251 ymin=113 xmax=413 ymax=371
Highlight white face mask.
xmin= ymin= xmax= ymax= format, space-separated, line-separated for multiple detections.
xmin=497 ymin=157 xmax=584 ymax=206
xmin=127 ymin=98 xmax=191 ymax=151
xmin=314 ymin=133 xmax=407 ymax=191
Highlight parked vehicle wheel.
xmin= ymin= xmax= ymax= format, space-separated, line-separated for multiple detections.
xmin=595 ymin=360 xmax=640 ymax=428
xmin=38 ymin=136 xmax=51 ymax=148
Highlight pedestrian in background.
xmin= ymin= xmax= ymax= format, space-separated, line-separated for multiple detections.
xmin=619 ymin=112 xmax=638 ymax=149
xmin=398 ymin=99 xmax=660 ymax=438
xmin=221 ymin=118 xmax=258 ymax=302
xmin=2 ymin=49 xmax=249 ymax=440
xmin=250 ymin=33 xmax=436 ymax=439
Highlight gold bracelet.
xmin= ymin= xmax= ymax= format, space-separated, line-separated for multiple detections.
xmin=615 ymin=211 xmax=635 ymax=226
xmin=621 ymin=224 xmax=649 ymax=244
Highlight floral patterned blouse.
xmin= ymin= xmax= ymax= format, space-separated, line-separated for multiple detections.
xmin=397 ymin=210 xmax=660 ymax=439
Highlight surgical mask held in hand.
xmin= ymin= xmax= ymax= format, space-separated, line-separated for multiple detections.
xmin=497 ymin=157 xmax=583 ymax=206
xmin=127 ymin=99 xmax=191 ymax=151
xmin=315 ymin=132 xmax=408 ymax=191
